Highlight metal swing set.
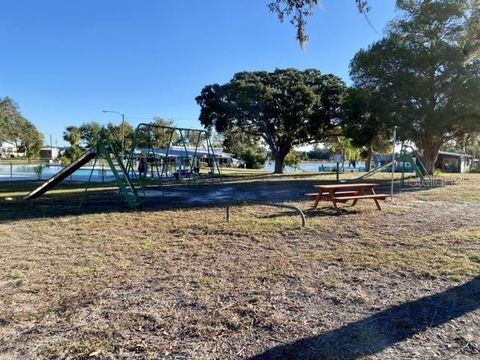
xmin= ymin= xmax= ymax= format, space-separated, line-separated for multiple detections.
xmin=125 ymin=123 xmax=223 ymax=190
xmin=24 ymin=123 xmax=223 ymax=208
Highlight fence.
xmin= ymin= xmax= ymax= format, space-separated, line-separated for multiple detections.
xmin=0 ymin=163 xmax=116 ymax=182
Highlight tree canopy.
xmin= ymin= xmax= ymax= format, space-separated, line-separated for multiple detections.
xmin=135 ymin=118 xmax=179 ymax=149
xmin=221 ymin=129 xmax=268 ymax=169
xmin=62 ymin=121 xmax=134 ymax=163
xmin=0 ymin=97 xmax=43 ymax=157
xmin=341 ymin=88 xmax=392 ymax=170
xmin=62 ymin=118 xmax=178 ymax=163
xmin=350 ymin=0 xmax=480 ymax=172
xmin=196 ymin=68 xmax=346 ymax=173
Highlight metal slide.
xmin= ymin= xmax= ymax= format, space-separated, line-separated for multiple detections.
xmin=23 ymin=147 xmax=97 ymax=200
xmin=352 ymin=160 xmax=395 ymax=182
xmin=397 ymin=153 xmax=433 ymax=186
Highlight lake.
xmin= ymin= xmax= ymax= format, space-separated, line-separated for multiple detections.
xmin=264 ymin=161 xmax=367 ymax=173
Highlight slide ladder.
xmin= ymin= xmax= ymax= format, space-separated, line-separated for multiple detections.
xmin=397 ymin=152 xmax=433 ymax=187
xmin=97 ymin=141 xmax=141 ymax=208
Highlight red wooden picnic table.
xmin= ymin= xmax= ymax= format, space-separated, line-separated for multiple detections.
xmin=306 ymin=183 xmax=389 ymax=213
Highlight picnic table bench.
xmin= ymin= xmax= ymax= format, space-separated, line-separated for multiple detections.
xmin=306 ymin=183 xmax=389 ymax=213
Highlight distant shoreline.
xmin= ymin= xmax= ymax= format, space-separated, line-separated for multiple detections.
xmin=264 ymin=160 xmax=367 ymax=173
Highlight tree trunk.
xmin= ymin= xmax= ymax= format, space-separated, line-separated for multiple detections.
xmin=274 ymin=159 xmax=284 ymax=174
xmin=418 ymin=139 xmax=444 ymax=175
xmin=273 ymin=147 xmax=290 ymax=174
xmin=365 ymin=146 xmax=373 ymax=172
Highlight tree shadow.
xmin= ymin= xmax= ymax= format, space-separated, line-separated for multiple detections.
xmin=0 ymin=176 xmax=450 ymax=223
xmin=251 ymin=276 xmax=480 ymax=359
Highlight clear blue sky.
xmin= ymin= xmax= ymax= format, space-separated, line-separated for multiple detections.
xmin=0 ymin=0 xmax=396 ymax=146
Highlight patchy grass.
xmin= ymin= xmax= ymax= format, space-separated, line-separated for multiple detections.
xmin=0 ymin=173 xmax=479 ymax=358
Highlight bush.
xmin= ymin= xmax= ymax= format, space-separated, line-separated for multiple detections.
xmin=470 ymin=163 xmax=480 ymax=173
xmin=433 ymin=168 xmax=444 ymax=176
xmin=33 ymin=165 xmax=44 ymax=180
xmin=241 ymin=148 xmax=267 ymax=169
xmin=61 ymin=146 xmax=84 ymax=165
xmin=284 ymin=150 xmax=302 ymax=169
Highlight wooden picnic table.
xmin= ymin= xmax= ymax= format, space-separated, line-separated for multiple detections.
xmin=306 ymin=183 xmax=388 ymax=213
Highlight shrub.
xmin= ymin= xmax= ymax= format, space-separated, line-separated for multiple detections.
xmin=33 ymin=165 xmax=44 ymax=180
xmin=470 ymin=163 xmax=480 ymax=173
xmin=61 ymin=146 xmax=84 ymax=165
xmin=284 ymin=150 xmax=302 ymax=169
xmin=241 ymin=148 xmax=267 ymax=169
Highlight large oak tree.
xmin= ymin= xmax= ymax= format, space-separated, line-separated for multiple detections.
xmin=196 ymin=68 xmax=346 ymax=174
xmin=350 ymin=0 xmax=480 ymax=173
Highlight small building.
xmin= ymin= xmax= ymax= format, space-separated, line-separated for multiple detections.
xmin=132 ymin=145 xmax=241 ymax=179
xmin=0 ymin=141 xmax=19 ymax=158
xmin=40 ymin=147 xmax=61 ymax=160
xmin=135 ymin=146 xmax=236 ymax=166
xmin=435 ymin=151 xmax=474 ymax=173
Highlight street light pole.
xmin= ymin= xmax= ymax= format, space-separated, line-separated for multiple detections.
xmin=102 ymin=110 xmax=125 ymax=156
xmin=121 ymin=113 xmax=125 ymax=156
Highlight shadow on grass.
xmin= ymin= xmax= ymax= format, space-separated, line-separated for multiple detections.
xmin=0 ymin=176 xmax=446 ymax=223
xmin=251 ymin=276 xmax=480 ymax=359
xmin=221 ymin=171 xmax=336 ymax=181
xmin=305 ymin=207 xmax=363 ymax=217
xmin=255 ymin=206 xmax=363 ymax=223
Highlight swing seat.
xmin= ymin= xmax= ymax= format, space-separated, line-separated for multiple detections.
xmin=174 ymin=170 xmax=192 ymax=180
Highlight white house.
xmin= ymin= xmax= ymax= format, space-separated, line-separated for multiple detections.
xmin=40 ymin=146 xmax=61 ymax=160
xmin=435 ymin=151 xmax=474 ymax=173
xmin=0 ymin=141 xmax=19 ymax=158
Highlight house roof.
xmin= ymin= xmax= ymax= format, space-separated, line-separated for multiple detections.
xmin=0 ymin=141 xmax=16 ymax=147
xmin=438 ymin=151 xmax=473 ymax=158
xmin=135 ymin=146 xmax=233 ymax=159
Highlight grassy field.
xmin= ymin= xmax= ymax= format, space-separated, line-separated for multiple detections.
xmin=0 ymin=171 xmax=479 ymax=359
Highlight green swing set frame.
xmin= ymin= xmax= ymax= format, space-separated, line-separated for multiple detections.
xmin=24 ymin=124 xmax=223 ymax=209
xmin=124 ymin=123 xmax=223 ymax=191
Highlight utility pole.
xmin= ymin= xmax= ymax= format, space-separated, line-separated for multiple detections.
xmin=391 ymin=126 xmax=398 ymax=200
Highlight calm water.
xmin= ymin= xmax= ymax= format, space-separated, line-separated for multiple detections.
xmin=264 ymin=161 xmax=367 ymax=173
xmin=0 ymin=164 xmax=116 ymax=181
xmin=0 ymin=160 xmax=372 ymax=182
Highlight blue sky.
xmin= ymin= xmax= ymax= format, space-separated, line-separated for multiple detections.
xmin=0 ymin=0 xmax=396 ymax=146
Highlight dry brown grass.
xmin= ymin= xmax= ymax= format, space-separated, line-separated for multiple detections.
xmin=0 ymin=173 xmax=479 ymax=359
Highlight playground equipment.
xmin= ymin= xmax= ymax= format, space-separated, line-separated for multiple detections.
xmin=347 ymin=144 xmax=433 ymax=187
xmin=354 ymin=160 xmax=396 ymax=182
xmin=24 ymin=137 xmax=141 ymax=208
xmin=397 ymin=146 xmax=433 ymax=187
xmin=24 ymin=123 xmax=222 ymax=208
xmin=124 ymin=123 xmax=223 ymax=191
